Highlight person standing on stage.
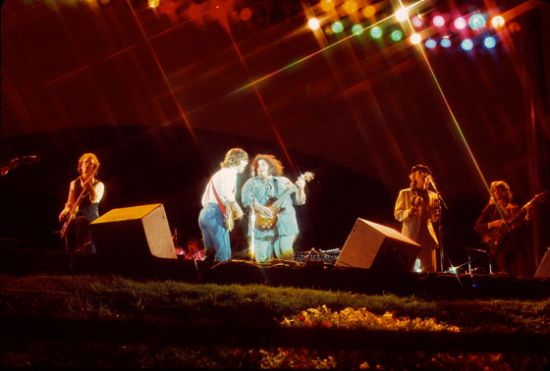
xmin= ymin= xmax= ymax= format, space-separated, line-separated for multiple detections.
xmin=394 ymin=164 xmax=440 ymax=272
xmin=199 ymin=148 xmax=249 ymax=263
xmin=241 ymin=154 xmax=307 ymax=263
xmin=58 ymin=153 xmax=104 ymax=253
xmin=474 ymin=180 xmax=533 ymax=275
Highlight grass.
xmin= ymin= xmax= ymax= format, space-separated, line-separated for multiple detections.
xmin=1 ymin=273 xmax=550 ymax=368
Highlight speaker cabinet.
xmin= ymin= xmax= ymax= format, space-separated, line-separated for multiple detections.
xmin=336 ymin=218 xmax=420 ymax=271
xmin=535 ymin=247 xmax=550 ymax=278
xmin=91 ymin=204 xmax=177 ymax=260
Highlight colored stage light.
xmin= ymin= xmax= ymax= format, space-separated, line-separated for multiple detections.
xmin=433 ymin=15 xmax=445 ymax=27
xmin=343 ymin=0 xmax=358 ymax=15
xmin=454 ymin=17 xmax=467 ymax=30
xmin=468 ymin=13 xmax=486 ymax=30
xmin=363 ymin=5 xmax=376 ymax=18
xmin=308 ymin=18 xmax=320 ymax=30
xmin=320 ymin=0 xmax=333 ymax=12
xmin=491 ymin=15 xmax=505 ymax=29
xmin=147 ymin=0 xmax=160 ymax=8
xmin=370 ymin=26 xmax=383 ymax=39
xmin=410 ymin=33 xmax=422 ymax=45
xmin=390 ymin=29 xmax=404 ymax=42
xmin=394 ymin=7 xmax=409 ymax=22
xmin=424 ymin=38 xmax=437 ymax=49
xmin=351 ymin=24 xmax=364 ymax=35
xmin=461 ymin=38 xmax=474 ymax=51
xmin=483 ymin=36 xmax=497 ymax=49
xmin=411 ymin=16 xmax=424 ymax=27
xmin=240 ymin=7 xmax=253 ymax=21
xmin=332 ymin=21 xmax=344 ymax=34
xmin=440 ymin=36 xmax=451 ymax=48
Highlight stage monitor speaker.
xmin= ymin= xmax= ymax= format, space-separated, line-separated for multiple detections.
xmin=535 ymin=247 xmax=550 ymax=278
xmin=335 ymin=218 xmax=421 ymax=271
xmin=91 ymin=203 xmax=177 ymax=260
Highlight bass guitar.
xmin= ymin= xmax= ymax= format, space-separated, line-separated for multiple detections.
xmin=255 ymin=171 xmax=314 ymax=230
xmin=59 ymin=178 xmax=93 ymax=239
xmin=482 ymin=191 xmax=547 ymax=255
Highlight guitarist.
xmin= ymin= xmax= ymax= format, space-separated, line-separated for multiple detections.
xmin=199 ymin=148 xmax=249 ymax=263
xmin=474 ymin=180 xmax=532 ymax=274
xmin=241 ymin=154 xmax=306 ymax=263
xmin=58 ymin=153 xmax=104 ymax=253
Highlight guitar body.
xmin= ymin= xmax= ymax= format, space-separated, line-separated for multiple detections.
xmin=255 ymin=198 xmax=284 ymax=230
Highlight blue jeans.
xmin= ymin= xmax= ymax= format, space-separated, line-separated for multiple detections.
xmin=198 ymin=204 xmax=231 ymax=262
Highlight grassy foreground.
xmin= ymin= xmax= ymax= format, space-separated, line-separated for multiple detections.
xmin=1 ymin=273 xmax=549 ymax=368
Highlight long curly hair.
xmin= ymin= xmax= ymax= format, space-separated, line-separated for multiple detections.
xmin=490 ymin=180 xmax=513 ymax=204
xmin=77 ymin=153 xmax=100 ymax=175
xmin=220 ymin=148 xmax=249 ymax=168
xmin=250 ymin=154 xmax=284 ymax=177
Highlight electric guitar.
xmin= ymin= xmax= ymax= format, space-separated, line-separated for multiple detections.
xmin=482 ymin=191 xmax=547 ymax=255
xmin=255 ymin=171 xmax=314 ymax=230
xmin=59 ymin=178 xmax=93 ymax=239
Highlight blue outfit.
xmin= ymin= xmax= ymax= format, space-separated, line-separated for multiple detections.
xmin=241 ymin=176 xmax=301 ymax=262
xmin=198 ymin=167 xmax=240 ymax=262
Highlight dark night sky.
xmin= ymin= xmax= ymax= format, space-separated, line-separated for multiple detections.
xmin=1 ymin=0 xmax=549 ymax=268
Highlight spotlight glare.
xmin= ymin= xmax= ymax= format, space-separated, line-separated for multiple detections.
xmin=461 ymin=38 xmax=474 ymax=51
xmin=332 ymin=21 xmax=344 ymax=34
xmin=308 ymin=18 xmax=320 ymax=31
xmin=320 ymin=0 xmax=333 ymax=12
xmin=147 ymin=0 xmax=159 ymax=8
xmin=424 ymin=38 xmax=437 ymax=49
xmin=239 ymin=7 xmax=252 ymax=21
xmin=394 ymin=7 xmax=409 ymax=22
xmin=469 ymin=13 xmax=486 ymax=30
xmin=363 ymin=5 xmax=376 ymax=18
xmin=454 ymin=17 xmax=467 ymax=30
xmin=343 ymin=0 xmax=358 ymax=15
xmin=433 ymin=15 xmax=445 ymax=27
xmin=370 ymin=26 xmax=383 ymax=39
xmin=390 ymin=29 xmax=404 ymax=42
xmin=484 ymin=36 xmax=497 ymax=48
xmin=491 ymin=15 xmax=505 ymax=29
xmin=440 ymin=36 xmax=451 ymax=48
xmin=351 ymin=24 xmax=364 ymax=35
xmin=410 ymin=33 xmax=422 ymax=44
xmin=411 ymin=16 xmax=423 ymax=27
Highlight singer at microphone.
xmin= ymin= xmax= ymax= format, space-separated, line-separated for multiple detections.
xmin=394 ymin=164 xmax=441 ymax=273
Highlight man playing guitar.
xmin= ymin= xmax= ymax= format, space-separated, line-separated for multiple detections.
xmin=241 ymin=154 xmax=310 ymax=263
xmin=474 ymin=180 xmax=536 ymax=275
xmin=58 ymin=153 xmax=104 ymax=253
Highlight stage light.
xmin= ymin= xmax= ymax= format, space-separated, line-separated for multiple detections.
xmin=491 ymin=15 xmax=505 ymax=29
xmin=424 ymin=38 xmax=437 ymax=49
xmin=454 ymin=17 xmax=467 ymax=30
xmin=483 ymin=35 xmax=497 ymax=49
xmin=468 ymin=13 xmax=486 ymax=30
xmin=461 ymin=38 xmax=474 ymax=51
xmin=410 ymin=33 xmax=422 ymax=45
xmin=308 ymin=18 xmax=320 ymax=30
xmin=320 ymin=0 xmax=333 ymax=12
xmin=147 ymin=0 xmax=159 ymax=8
xmin=433 ymin=15 xmax=445 ymax=27
xmin=343 ymin=0 xmax=358 ymax=15
xmin=394 ymin=7 xmax=409 ymax=22
xmin=363 ymin=5 xmax=376 ymax=18
xmin=351 ymin=24 xmax=364 ymax=35
xmin=240 ymin=7 xmax=253 ymax=21
xmin=440 ymin=36 xmax=451 ymax=48
xmin=390 ymin=29 xmax=403 ymax=42
xmin=332 ymin=21 xmax=344 ymax=34
xmin=370 ymin=26 xmax=383 ymax=39
xmin=411 ymin=15 xmax=423 ymax=27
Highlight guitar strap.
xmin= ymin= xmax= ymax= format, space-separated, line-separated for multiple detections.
xmin=210 ymin=180 xmax=227 ymax=216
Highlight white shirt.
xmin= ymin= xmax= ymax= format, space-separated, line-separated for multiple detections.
xmin=201 ymin=167 xmax=239 ymax=207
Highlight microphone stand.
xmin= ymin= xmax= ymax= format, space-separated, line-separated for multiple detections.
xmin=427 ymin=176 xmax=448 ymax=273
